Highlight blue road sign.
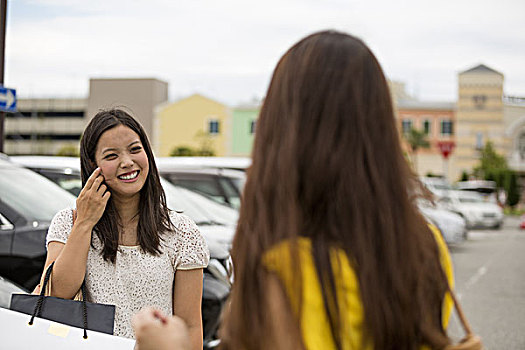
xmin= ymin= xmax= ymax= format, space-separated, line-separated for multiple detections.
xmin=0 ymin=86 xmax=17 ymax=113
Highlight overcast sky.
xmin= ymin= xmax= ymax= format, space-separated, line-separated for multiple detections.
xmin=4 ymin=0 xmax=525 ymax=106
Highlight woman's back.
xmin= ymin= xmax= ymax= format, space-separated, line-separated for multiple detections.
xmin=263 ymin=225 xmax=454 ymax=349
xmin=222 ymin=30 xmax=453 ymax=350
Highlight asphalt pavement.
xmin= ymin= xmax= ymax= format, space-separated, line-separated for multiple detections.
xmin=447 ymin=216 xmax=525 ymax=350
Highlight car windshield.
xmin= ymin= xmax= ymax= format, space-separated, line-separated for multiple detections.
xmin=160 ymin=178 xmax=238 ymax=226
xmin=0 ymin=166 xmax=77 ymax=222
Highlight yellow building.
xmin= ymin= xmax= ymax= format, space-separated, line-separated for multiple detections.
xmin=454 ymin=64 xmax=508 ymax=180
xmin=154 ymin=94 xmax=231 ymax=157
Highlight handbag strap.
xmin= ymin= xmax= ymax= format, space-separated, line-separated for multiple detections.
xmin=29 ymin=209 xmax=89 ymax=339
xmin=447 ymin=284 xmax=474 ymax=336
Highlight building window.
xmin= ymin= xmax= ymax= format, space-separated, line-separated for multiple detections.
xmin=250 ymin=120 xmax=256 ymax=134
xmin=423 ymin=120 xmax=431 ymax=134
xmin=401 ymin=119 xmax=412 ymax=134
xmin=441 ymin=120 xmax=453 ymax=135
xmin=476 ymin=132 xmax=484 ymax=150
xmin=208 ymin=120 xmax=220 ymax=135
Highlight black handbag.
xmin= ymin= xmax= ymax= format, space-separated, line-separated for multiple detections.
xmin=9 ymin=261 xmax=116 ymax=337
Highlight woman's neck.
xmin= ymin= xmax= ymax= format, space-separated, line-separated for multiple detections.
xmin=112 ymin=194 xmax=140 ymax=225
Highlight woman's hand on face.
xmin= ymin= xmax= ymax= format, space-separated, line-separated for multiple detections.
xmin=133 ymin=308 xmax=191 ymax=350
xmin=75 ymin=167 xmax=111 ymax=228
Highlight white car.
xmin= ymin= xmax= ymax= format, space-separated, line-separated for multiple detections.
xmin=437 ymin=190 xmax=504 ymax=229
xmin=419 ymin=177 xmax=453 ymax=198
xmin=419 ymin=204 xmax=467 ymax=244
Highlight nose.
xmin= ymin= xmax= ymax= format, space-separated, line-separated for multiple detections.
xmin=120 ymin=154 xmax=134 ymax=169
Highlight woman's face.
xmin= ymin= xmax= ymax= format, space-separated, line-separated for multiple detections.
xmin=94 ymin=124 xmax=149 ymax=200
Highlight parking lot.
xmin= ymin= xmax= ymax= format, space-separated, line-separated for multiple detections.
xmin=447 ymin=216 xmax=525 ymax=349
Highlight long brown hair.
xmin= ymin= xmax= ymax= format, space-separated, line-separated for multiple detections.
xmin=80 ymin=108 xmax=173 ymax=263
xmin=221 ymin=31 xmax=449 ymax=349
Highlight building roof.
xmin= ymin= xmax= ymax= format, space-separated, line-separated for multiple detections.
xmin=460 ymin=64 xmax=503 ymax=76
xmin=397 ymin=99 xmax=455 ymax=111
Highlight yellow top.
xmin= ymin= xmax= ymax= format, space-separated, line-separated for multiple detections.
xmin=263 ymin=225 xmax=454 ymax=350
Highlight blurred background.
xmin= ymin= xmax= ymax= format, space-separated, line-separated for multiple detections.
xmin=1 ymin=1 xmax=525 ymax=349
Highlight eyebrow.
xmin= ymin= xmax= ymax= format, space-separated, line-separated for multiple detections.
xmin=102 ymin=141 xmax=141 ymax=154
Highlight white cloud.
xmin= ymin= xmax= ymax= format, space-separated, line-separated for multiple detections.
xmin=5 ymin=0 xmax=525 ymax=104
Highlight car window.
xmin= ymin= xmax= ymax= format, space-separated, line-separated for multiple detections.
xmin=458 ymin=196 xmax=483 ymax=203
xmin=228 ymin=177 xmax=245 ymax=194
xmin=174 ymin=178 xmax=228 ymax=206
xmin=0 ymin=167 xmax=76 ymax=222
xmin=218 ymin=178 xmax=241 ymax=209
xmin=38 ymin=171 xmax=82 ymax=196
xmin=160 ymin=178 xmax=238 ymax=226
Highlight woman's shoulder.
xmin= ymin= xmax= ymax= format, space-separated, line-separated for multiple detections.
xmin=46 ymin=207 xmax=75 ymax=247
xmin=168 ymin=210 xmax=199 ymax=234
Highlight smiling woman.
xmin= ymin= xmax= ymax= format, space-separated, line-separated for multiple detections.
xmin=35 ymin=108 xmax=209 ymax=347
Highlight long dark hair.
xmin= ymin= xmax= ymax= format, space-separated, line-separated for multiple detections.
xmin=222 ymin=31 xmax=450 ymax=349
xmin=80 ymin=108 xmax=172 ymax=263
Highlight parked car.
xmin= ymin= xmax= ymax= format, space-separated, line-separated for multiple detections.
xmin=419 ymin=176 xmax=453 ymax=198
xmin=2 ymin=157 xmax=233 ymax=348
xmin=437 ymin=190 xmax=504 ymax=229
xmin=418 ymin=201 xmax=467 ymax=244
xmin=10 ymin=156 xmax=238 ymax=247
xmin=155 ymin=156 xmax=251 ymax=172
xmin=9 ymin=156 xmax=82 ymax=196
xmin=157 ymin=159 xmax=246 ymax=210
xmin=12 ymin=155 xmax=247 ymax=211
xmin=0 ymin=276 xmax=28 ymax=309
xmin=0 ymin=158 xmax=77 ymax=289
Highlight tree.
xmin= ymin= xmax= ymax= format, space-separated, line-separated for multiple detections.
xmin=404 ymin=128 xmax=430 ymax=173
xmin=170 ymin=146 xmax=197 ymax=157
xmin=460 ymin=171 xmax=469 ymax=182
xmin=56 ymin=145 xmax=79 ymax=157
xmin=505 ymin=171 xmax=520 ymax=208
xmin=473 ymin=141 xmax=508 ymax=178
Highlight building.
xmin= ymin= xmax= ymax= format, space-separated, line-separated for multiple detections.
xmin=454 ymin=64 xmax=507 ymax=180
xmin=87 ymin=78 xmax=168 ymax=140
xmin=154 ymin=94 xmax=230 ymax=156
xmin=397 ymin=100 xmax=456 ymax=178
xmin=5 ymin=98 xmax=86 ymax=155
xmin=5 ymin=78 xmax=168 ymax=156
xmin=230 ymin=105 xmax=258 ymax=156
xmin=504 ymin=96 xmax=525 ymax=173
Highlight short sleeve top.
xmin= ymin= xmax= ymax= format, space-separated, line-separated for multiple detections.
xmin=46 ymin=208 xmax=210 ymax=339
xmin=263 ymin=224 xmax=454 ymax=350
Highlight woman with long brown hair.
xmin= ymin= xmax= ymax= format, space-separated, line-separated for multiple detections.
xmin=133 ymin=30 xmax=454 ymax=350
xmin=39 ymin=109 xmax=209 ymax=348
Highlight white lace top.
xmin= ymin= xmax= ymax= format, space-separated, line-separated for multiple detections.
xmin=46 ymin=208 xmax=210 ymax=339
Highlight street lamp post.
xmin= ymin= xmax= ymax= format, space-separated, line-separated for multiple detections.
xmin=0 ymin=0 xmax=7 ymax=153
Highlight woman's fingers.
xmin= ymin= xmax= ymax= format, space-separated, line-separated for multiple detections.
xmin=84 ymin=167 xmax=101 ymax=191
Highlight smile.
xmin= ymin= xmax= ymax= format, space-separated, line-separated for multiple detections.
xmin=118 ymin=170 xmax=139 ymax=181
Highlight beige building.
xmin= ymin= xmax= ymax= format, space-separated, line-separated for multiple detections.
xmin=87 ymin=78 xmax=168 ymax=140
xmin=4 ymin=98 xmax=86 ymax=155
xmin=454 ymin=65 xmax=508 ymax=180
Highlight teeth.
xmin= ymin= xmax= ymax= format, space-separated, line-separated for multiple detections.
xmin=119 ymin=171 xmax=138 ymax=180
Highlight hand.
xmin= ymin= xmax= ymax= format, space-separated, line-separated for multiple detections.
xmin=75 ymin=168 xmax=111 ymax=228
xmin=133 ymin=308 xmax=191 ymax=350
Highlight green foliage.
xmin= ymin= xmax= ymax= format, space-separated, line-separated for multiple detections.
xmin=473 ymin=141 xmax=508 ymax=178
xmin=403 ymin=128 xmax=430 ymax=172
xmin=460 ymin=171 xmax=469 ymax=182
xmin=56 ymin=145 xmax=79 ymax=157
xmin=404 ymin=128 xmax=430 ymax=153
xmin=170 ymin=146 xmax=197 ymax=157
xmin=505 ymin=171 xmax=520 ymax=207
